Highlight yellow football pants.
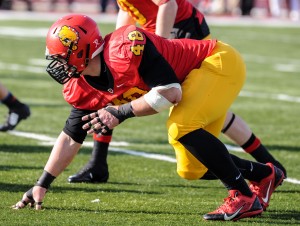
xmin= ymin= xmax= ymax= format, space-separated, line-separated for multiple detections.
xmin=167 ymin=41 xmax=246 ymax=180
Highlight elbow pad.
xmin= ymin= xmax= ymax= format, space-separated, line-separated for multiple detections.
xmin=144 ymin=83 xmax=181 ymax=112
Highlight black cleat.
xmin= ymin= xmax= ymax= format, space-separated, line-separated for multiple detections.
xmin=68 ymin=168 xmax=109 ymax=183
xmin=0 ymin=103 xmax=30 ymax=131
xmin=272 ymin=160 xmax=287 ymax=178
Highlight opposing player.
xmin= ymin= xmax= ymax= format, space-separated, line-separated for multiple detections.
xmin=13 ymin=14 xmax=284 ymax=221
xmin=68 ymin=0 xmax=286 ymax=184
xmin=0 ymin=82 xmax=30 ymax=131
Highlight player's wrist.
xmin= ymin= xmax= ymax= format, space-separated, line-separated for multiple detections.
xmin=35 ymin=170 xmax=56 ymax=189
xmin=105 ymin=103 xmax=135 ymax=123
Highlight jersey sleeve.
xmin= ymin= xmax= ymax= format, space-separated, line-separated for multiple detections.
xmin=104 ymin=26 xmax=147 ymax=86
xmin=104 ymin=26 xmax=178 ymax=88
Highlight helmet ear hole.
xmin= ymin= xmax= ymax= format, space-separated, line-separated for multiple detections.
xmin=77 ymin=50 xmax=83 ymax=58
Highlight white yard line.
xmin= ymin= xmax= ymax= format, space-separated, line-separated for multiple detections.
xmin=0 ymin=61 xmax=45 ymax=74
xmin=1 ymin=61 xmax=300 ymax=104
xmin=240 ymin=91 xmax=300 ymax=103
xmin=7 ymin=130 xmax=300 ymax=185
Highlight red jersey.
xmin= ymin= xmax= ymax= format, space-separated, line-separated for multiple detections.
xmin=63 ymin=25 xmax=216 ymax=110
xmin=117 ymin=0 xmax=205 ymax=33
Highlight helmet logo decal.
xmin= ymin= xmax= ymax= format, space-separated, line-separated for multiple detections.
xmin=93 ymin=39 xmax=101 ymax=48
xmin=58 ymin=25 xmax=79 ymax=51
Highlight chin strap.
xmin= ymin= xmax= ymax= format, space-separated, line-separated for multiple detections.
xmin=85 ymin=44 xmax=90 ymax=66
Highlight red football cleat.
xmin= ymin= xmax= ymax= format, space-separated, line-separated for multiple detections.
xmin=249 ymin=163 xmax=285 ymax=210
xmin=203 ymin=190 xmax=263 ymax=221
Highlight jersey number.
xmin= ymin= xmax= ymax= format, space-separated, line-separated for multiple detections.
xmin=128 ymin=30 xmax=145 ymax=56
xmin=112 ymin=87 xmax=147 ymax=105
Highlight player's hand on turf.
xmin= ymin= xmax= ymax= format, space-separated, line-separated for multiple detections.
xmin=12 ymin=186 xmax=47 ymax=210
xmin=82 ymin=107 xmax=120 ymax=135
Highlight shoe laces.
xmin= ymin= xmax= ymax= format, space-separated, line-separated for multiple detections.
xmin=215 ymin=192 xmax=238 ymax=213
xmin=249 ymin=182 xmax=260 ymax=195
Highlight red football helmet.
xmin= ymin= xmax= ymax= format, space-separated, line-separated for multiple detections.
xmin=45 ymin=14 xmax=104 ymax=84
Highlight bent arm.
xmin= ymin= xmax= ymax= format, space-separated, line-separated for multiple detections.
xmin=116 ymin=7 xmax=136 ymax=29
xmin=153 ymin=0 xmax=178 ymax=38
xmin=12 ymin=131 xmax=82 ymax=210
xmin=82 ymin=85 xmax=182 ymax=133
xmin=131 ymin=85 xmax=182 ymax=116
xmin=44 ymin=131 xmax=81 ymax=177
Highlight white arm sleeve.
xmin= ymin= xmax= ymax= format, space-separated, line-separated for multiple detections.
xmin=143 ymin=83 xmax=181 ymax=112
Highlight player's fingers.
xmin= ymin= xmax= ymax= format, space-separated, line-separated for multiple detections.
xmin=89 ymin=123 xmax=110 ymax=135
xmin=96 ymin=117 xmax=102 ymax=124
xmin=87 ymin=123 xmax=102 ymax=134
xmin=35 ymin=202 xmax=43 ymax=210
xmin=83 ymin=117 xmax=104 ymax=130
xmin=11 ymin=200 xmax=26 ymax=209
xmin=87 ymin=121 xmax=110 ymax=134
xmin=82 ymin=112 xmax=99 ymax=121
xmin=83 ymin=122 xmax=92 ymax=130
xmin=100 ymin=125 xmax=110 ymax=135
xmin=93 ymin=127 xmax=102 ymax=135
xmin=83 ymin=118 xmax=99 ymax=130
xmin=12 ymin=198 xmax=34 ymax=209
xmin=12 ymin=188 xmax=35 ymax=210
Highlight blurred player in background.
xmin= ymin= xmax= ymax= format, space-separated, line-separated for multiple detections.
xmin=50 ymin=0 xmax=74 ymax=12
xmin=68 ymin=0 xmax=286 ymax=184
xmin=99 ymin=0 xmax=119 ymax=13
xmin=0 ymin=82 xmax=30 ymax=131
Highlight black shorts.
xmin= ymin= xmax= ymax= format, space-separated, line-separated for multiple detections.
xmin=172 ymin=7 xmax=210 ymax=40
xmin=63 ymin=107 xmax=94 ymax=144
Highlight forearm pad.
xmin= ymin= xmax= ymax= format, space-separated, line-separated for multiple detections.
xmin=35 ymin=170 xmax=56 ymax=189
xmin=105 ymin=103 xmax=135 ymax=123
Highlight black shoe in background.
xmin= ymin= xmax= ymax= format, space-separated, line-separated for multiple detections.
xmin=68 ymin=168 xmax=109 ymax=183
xmin=0 ymin=103 xmax=31 ymax=131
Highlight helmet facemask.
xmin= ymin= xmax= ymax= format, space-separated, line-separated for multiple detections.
xmin=46 ymin=42 xmax=83 ymax=84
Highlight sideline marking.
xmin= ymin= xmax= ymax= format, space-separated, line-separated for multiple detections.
xmin=7 ymin=130 xmax=299 ymax=185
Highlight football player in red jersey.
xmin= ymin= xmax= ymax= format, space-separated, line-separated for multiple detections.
xmin=12 ymin=14 xmax=285 ymax=221
xmin=0 ymin=82 xmax=30 ymax=131
xmin=68 ymin=0 xmax=286 ymax=184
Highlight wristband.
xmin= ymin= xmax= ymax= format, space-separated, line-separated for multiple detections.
xmin=105 ymin=103 xmax=135 ymax=123
xmin=25 ymin=187 xmax=34 ymax=200
xmin=35 ymin=170 xmax=56 ymax=189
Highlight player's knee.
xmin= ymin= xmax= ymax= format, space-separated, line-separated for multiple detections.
xmin=167 ymin=120 xmax=190 ymax=142
xmin=177 ymin=170 xmax=201 ymax=180
xmin=167 ymin=120 xmax=180 ymax=141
